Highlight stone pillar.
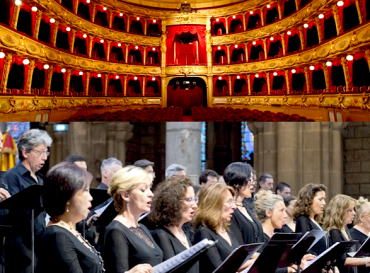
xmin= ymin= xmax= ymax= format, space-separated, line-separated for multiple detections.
xmin=33 ymin=10 xmax=43 ymax=39
xmin=73 ymin=0 xmax=79 ymax=14
xmin=25 ymin=60 xmax=36 ymax=94
xmin=315 ymin=18 xmax=323 ymax=43
xmin=166 ymin=123 xmax=202 ymax=185
xmin=244 ymin=43 xmax=249 ymax=62
xmin=0 ymin=53 xmax=13 ymax=93
xmin=330 ymin=123 xmax=346 ymax=199
xmin=263 ymin=39 xmax=267 ymax=60
xmin=88 ymin=38 xmax=93 ymax=58
xmin=108 ymin=11 xmax=113 ymax=28
xmin=127 ymin=17 xmax=130 ymax=32
xmin=207 ymin=76 xmax=213 ymax=107
xmin=64 ymin=69 xmax=71 ymax=95
xmin=277 ymin=0 xmax=283 ymax=19
xmin=46 ymin=65 xmax=54 ymax=94
xmin=143 ymin=47 xmax=147 ymax=65
xmin=322 ymin=62 xmax=331 ymax=91
xmin=161 ymin=76 xmax=166 ymax=107
xmin=91 ymin=4 xmax=96 ymax=23
xmin=144 ymin=18 xmax=147 ymax=35
xmin=242 ymin=12 xmax=247 ymax=31
xmin=115 ymin=123 xmax=134 ymax=165
xmin=355 ymin=0 xmax=365 ymax=24
xmin=247 ymin=74 xmax=251 ymax=95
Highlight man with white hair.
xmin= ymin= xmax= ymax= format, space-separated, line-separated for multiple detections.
xmin=165 ymin=164 xmax=187 ymax=179
xmin=5 ymin=129 xmax=53 ymax=273
xmin=98 ymin=157 xmax=123 ymax=190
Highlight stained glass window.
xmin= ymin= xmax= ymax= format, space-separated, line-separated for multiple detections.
xmin=7 ymin=122 xmax=30 ymax=141
xmin=241 ymin=122 xmax=254 ymax=164
xmin=201 ymin=122 xmax=206 ymax=171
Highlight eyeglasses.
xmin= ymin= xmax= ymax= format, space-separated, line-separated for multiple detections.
xmin=182 ymin=197 xmax=199 ymax=204
xmin=224 ymin=199 xmax=237 ymax=206
xmin=32 ymin=150 xmax=50 ymax=157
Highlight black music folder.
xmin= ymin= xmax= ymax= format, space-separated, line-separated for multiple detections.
xmin=348 ymin=236 xmax=370 ymax=257
xmin=246 ymin=233 xmax=303 ymax=273
xmin=213 ymin=243 xmax=263 ymax=273
xmin=93 ymin=200 xmax=117 ymax=227
xmin=153 ymin=238 xmax=216 ymax=273
xmin=90 ymin=188 xmax=111 ymax=209
xmin=302 ymin=241 xmax=357 ymax=273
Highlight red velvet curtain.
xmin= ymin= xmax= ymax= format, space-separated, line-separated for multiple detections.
xmin=319 ymin=10 xmax=334 ymax=40
xmin=12 ymin=56 xmax=28 ymax=89
xmin=129 ymin=16 xmax=144 ymax=30
xmin=211 ymin=18 xmax=226 ymax=35
xmin=128 ymin=45 xmax=143 ymax=63
xmin=263 ymin=2 xmax=278 ymax=22
xmin=92 ymin=37 xmax=107 ymax=58
xmin=337 ymin=0 xmax=355 ymax=33
xmin=53 ymin=66 xmax=67 ymax=85
xmin=213 ymin=45 xmax=227 ymax=58
xmin=127 ymin=75 xmax=142 ymax=93
xmin=230 ymin=44 xmax=246 ymax=60
xmin=266 ymin=35 xmax=282 ymax=54
xmin=308 ymin=64 xmax=323 ymax=89
xmin=70 ymin=70 xmax=86 ymax=92
xmin=0 ymin=57 xmax=4 ymax=84
xmin=8 ymin=2 xmax=15 ymax=26
xmin=95 ymin=5 xmax=109 ymax=21
xmin=20 ymin=2 xmax=36 ymax=36
xmin=245 ymin=10 xmax=262 ymax=28
xmin=270 ymin=70 xmax=286 ymax=88
xmin=228 ymin=15 xmax=244 ymax=31
xmin=35 ymin=61 xmax=47 ymax=89
xmin=41 ymin=15 xmax=54 ymax=43
xmin=59 ymin=25 xmax=72 ymax=48
xmin=75 ymin=32 xmax=89 ymax=52
xmin=284 ymin=28 xmax=299 ymax=47
xmin=112 ymin=11 xmax=126 ymax=27
xmin=347 ymin=52 xmax=364 ymax=84
xmin=247 ymin=40 xmax=264 ymax=56
xmin=303 ymin=20 xmax=316 ymax=42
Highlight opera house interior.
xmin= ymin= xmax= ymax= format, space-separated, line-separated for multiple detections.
xmin=0 ymin=0 xmax=370 ymax=121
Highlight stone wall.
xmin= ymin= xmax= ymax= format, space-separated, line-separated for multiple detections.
xmin=343 ymin=123 xmax=370 ymax=199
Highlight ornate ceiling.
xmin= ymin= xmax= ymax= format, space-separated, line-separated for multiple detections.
xmin=119 ymin=0 xmax=244 ymax=10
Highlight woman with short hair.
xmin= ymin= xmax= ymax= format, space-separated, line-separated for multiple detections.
xmin=150 ymin=176 xmax=198 ymax=273
xmin=294 ymin=183 xmax=328 ymax=255
xmin=324 ymin=194 xmax=370 ymax=273
xmin=37 ymin=162 xmax=104 ymax=273
xmin=103 ymin=166 xmax=163 ymax=273
xmin=193 ymin=183 xmax=254 ymax=273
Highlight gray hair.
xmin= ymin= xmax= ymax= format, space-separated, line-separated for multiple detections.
xmin=258 ymin=174 xmax=273 ymax=184
xmin=18 ymin=129 xmax=53 ymax=161
xmin=165 ymin=164 xmax=186 ymax=179
xmin=134 ymin=159 xmax=154 ymax=170
xmin=101 ymin=157 xmax=123 ymax=175
xmin=255 ymin=190 xmax=284 ymax=224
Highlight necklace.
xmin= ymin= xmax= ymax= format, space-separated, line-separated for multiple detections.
xmin=52 ymin=219 xmax=105 ymax=271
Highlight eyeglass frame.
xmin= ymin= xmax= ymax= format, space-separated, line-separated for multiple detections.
xmin=32 ymin=149 xmax=50 ymax=157
xmin=181 ymin=197 xmax=199 ymax=204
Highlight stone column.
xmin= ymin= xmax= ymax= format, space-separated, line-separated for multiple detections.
xmin=88 ymin=38 xmax=93 ymax=58
xmin=330 ymin=123 xmax=346 ymax=199
xmin=277 ymin=0 xmax=283 ymax=19
xmin=0 ymin=53 xmax=13 ymax=93
xmin=108 ymin=11 xmax=113 ymax=28
xmin=207 ymin=76 xmax=213 ymax=107
xmin=115 ymin=123 xmax=134 ymax=164
xmin=161 ymin=76 xmax=166 ymax=107
xmin=91 ymin=4 xmax=96 ymax=23
xmin=244 ymin=43 xmax=249 ymax=62
xmin=166 ymin=123 xmax=202 ymax=185
xmin=125 ymin=44 xmax=129 ymax=64
xmin=263 ymin=39 xmax=267 ymax=60
xmin=226 ymin=45 xmax=230 ymax=64
xmin=355 ymin=0 xmax=365 ymax=24
xmin=73 ymin=0 xmax=79 ymax=14
xmin=143 ymin=47 xmax=147 ymax=65
xmin=225 ymin=17 xmax=229 ymax=34
xmin=106 ymin=40 xmax=111 ymax=61
xmin=142 ymin=76 xmax=146 ymax=96
xmin=70 ymin=29 xmax=76 ymax=54
xmin=242 ymin=12 xmax=247 ymax=31
xmin=144 ymin=18 xmax=147 ymax=35
xmin=127 ymin=17 xmax=130 ymax=32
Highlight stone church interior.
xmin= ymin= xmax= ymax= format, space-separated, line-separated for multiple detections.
xmin=0 ymin=0 xmax=370 ymax=121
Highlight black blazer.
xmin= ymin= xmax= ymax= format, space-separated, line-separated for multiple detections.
xmin=296 ymin=215 xmax=327 ymax=255
xmin=152 ymin=226 xmax=199 ymax=273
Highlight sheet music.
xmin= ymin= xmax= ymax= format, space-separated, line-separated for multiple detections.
xmin=153 ymin=238 xmax=215 ymax=273
xmin=303 ymin=242 xmax=340 ymax=270
xmin=347 ymin=235 xmax=370 ymax=257
xmin=94 ymin=200 xmax=112 ymax=216
xmin=139 ymin=211 xmax=151 ymax=222
xmin=292 ymin=230 xmax=327 ymax=251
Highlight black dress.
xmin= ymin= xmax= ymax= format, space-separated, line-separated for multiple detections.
xmin=275 ymin=224 xmax=294 ymax=233
xmin=103 ymin=220 xmax=163 ymax=273
xmin=296 ymin=215 xmax=327 ymax=255
xmin=229 ymin=203 xmax=264 ymax=245
xmin=37 ymin=226 xmax=103 ymax=273
xmin=194 ymin=226 xmax=240 ymax=273
xmin=152 ymin=226 xmax=199 ymax=273
xmin=349 ymin=228 xmax=370 ymax=273
xmin=328 ymin=228 xmax=357 ymax=273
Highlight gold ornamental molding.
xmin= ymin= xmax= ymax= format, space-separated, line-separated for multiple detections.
xmin=36 ymin=0 xmax=160 ymax=46
xmin=0 ymin=25 xmax=161 ymax=75
xmin=0 ymin=95 xmax=162 ymax=115
xmin=165 ymin=65 xmax=208 ymax=76
xmin=212 ymin=21 xmax=370 ymax=74
xmin=212 ymin=93 xmax=370 ymax=110
xmin=165 ymin=15 xmax=208 ymax=26
xmin=212 ymin=0 xmax=334 ymax=45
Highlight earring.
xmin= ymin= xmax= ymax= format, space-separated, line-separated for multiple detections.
xmin=126 ymin=198 xmax=129 ymax=210
xmin=66 ymin=205 xmax=69 ymax=213
xmin=361 ymin=222 xmax=364 ymax=225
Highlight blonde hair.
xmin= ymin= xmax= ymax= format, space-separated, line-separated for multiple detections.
xmin=255 ymin=190 xmax=284 ymax=224
xmin=323 ymin=194 xmax=356 ymax=231
xmin=354 ymin=197 xmax=370 ymax=225
xmin=193 ymin=182 xmax=235 ymax=233
xmin=108 ymin=165 xmax=152 ymax=213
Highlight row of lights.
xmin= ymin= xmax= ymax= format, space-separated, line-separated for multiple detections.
xmin=216 ymin=56 xmax=352 ymax=79
xmin=215 ymin=4 xmax=275 ymax=21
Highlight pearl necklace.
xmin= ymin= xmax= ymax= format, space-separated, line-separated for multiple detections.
xmin=52 ymin=219 xmax=105 ymax=271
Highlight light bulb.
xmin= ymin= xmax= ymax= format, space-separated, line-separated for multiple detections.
xmin=134 ymin=76 xmax=138 ymax=80
xmin=287 ymin=31 xmax=291 ymax=35
xmin=15 ymin=0 xmax=21 ymax=6
xmin=309 ymin=65 xmax=314 ymax=70
xmin=44 ymin=64 xmax=49 ymax=69
xmin=250 ymin=11 xmax=254 ymax=14
xmin=120 ymin=13 xmax=123 ymax=16
xmin=83 ymin=34 xmax=87 ymax=38
xmin=136 ymin=17 xmax=140 ymax=20
xmin=0 ymin=52 xmax=5 ymax=59
xmin=346 ymin=55 xmax=353 ymax=61
xmin=103 ymin=7 xmax=107 ymax=10
xmin=252 ymin=41 xmax=256 ymax=45
xmin=318 ymin=14 xmax=324 ymax=19
xmin=255 ymin=74 xmax=259 ymax=78
xmin=273 ymin=72 xmax=277 ymax=76
xmin=337 ymin=1 xmax=344 ymax=6
xmin=153 ymin=19 xmax=156 ymax=23
xmin=61 ymin=68 xmax=66 ymax=73
xmin=152 ymin=77 xmax=156 ymax=81
xmin=326 ymin=61 xmax=332 ymax=66
xmin=267 ymin=4 xmax=271 ymax=8
xmin=79 ymin=71 xmax=83 ymax=75
xmin=86 ymin=0 xmax=90 ymax=3
xmin=23 ymin=59 xmax=29 ymax=65
xmin=100 ymin=39 xmax=104 ymax=43
xmin=135 ymin=46 xmax=139 ymax=49
xmin=66 ymin=27 xmax=71 ymax=31
xmin=216 ymin=18 xmax=219 ymax=22
xmin=233 ymin=15 xmax=236 ymax=19
xmin=115 ymin=75 xmax=119 ymax=79
xmin=235 ymin=45 xmax=238 ymax=48
xmin=270 ymin=37 xmax=274 ymax=41
xmin=291 ymin=69 xmax=296 ymax=73
xmin=218 ymin=76 xmax=222 ymax=80
xmin=118 ymin=43 xmax=121 ymax=47
xmin=50 ymin=18 xmax=55 ymax=23
xmin=237 ymin=75 xmax=240 ymax=79
xmin=218 ymin=46 xmax=221 ymax=50
xmin=304 ymin=23 xmax=309 ymax=28
xmin=31 ymin=6 xmax=37 ymax=12
xmin=152 ymin=47 xmax=156 ymax=51
xmin=98 ymin=74 xmax=101 ymax=77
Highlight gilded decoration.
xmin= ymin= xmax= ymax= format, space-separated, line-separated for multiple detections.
xmin=165 ymin=66 xmax=208 ymax=76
